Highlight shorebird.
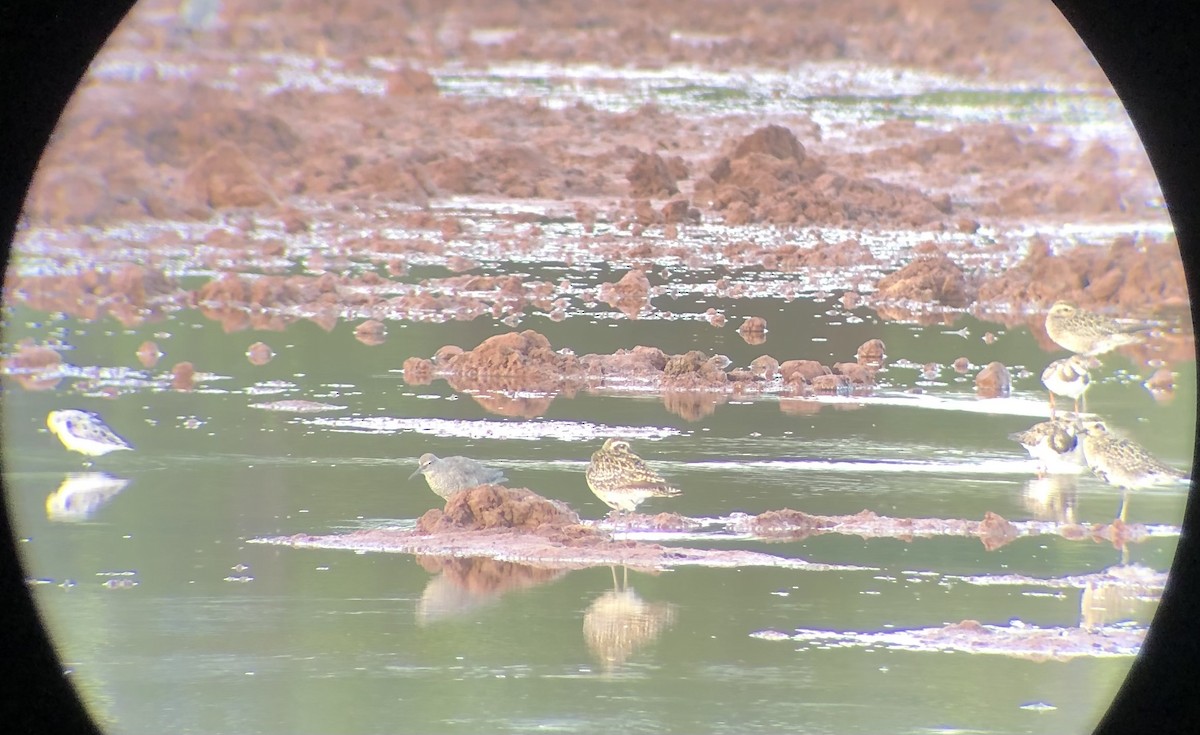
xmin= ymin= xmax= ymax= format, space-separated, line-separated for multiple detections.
xmin=585 ymin=438 xmax=681 ymax=514
xmin=1040 ymin=355 xmax=1098 ymax=416
xmin=1078 ymin=421 xmax=1187 ymax=522
xmin=1044 ymin=301 xmax=1143 ymax=356
xmin=1008 ymin=419 xmax=1086 ymax=475
xmin=409 ymin=453 xmax=507 ymax=500
xmin=46 ymin=410 xmax=133 ymax=458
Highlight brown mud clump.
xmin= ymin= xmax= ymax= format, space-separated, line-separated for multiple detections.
xmin=438 ymin=330 xmax=582 ymax=394
xmin=171 ymin=362 xmax=196 ymax=391
xmin=416 ymin=485 xmax=602 ymax=545
xmin=246 ymin=342 xmax=274 ymax=366
xmin=975 ymin=235 xmax=1187 ymax=313
xmin=873 ymin=248 xmax=973 ymax=308
xmin=354 ymin=319 xmax=388 ymax=346
xmin=661 ymin=350 xmax=729 ymax=390
xmin=976 ymin=511 xmax=1019 ymax=550
xmin=626 ymin=152 xmax=679 ymax=199
xmin=402 ymin=357 xmax=434 ymax=385
xmin=697 ymin=124 xmax=949 ymax=227
xmin=738 ymin=316 xmax=768 ymax=344
xmin=2 ymin=340 xmax=63 ymax=391
xmin=598 ymin=269 xmax=652 ymax=318
xmin=856 ymin=339 xmax=886 ymax=367
xmin=136 ymin=341 xmax=163 ymax=368
xmin=974 ymin=362 xmax=1012 ymax=398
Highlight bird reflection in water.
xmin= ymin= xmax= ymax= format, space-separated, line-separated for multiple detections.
xmin=1079 ymin=567 xmax=1163 ymax=631
xmin=582 ymin=566 xmax=677 ymax=674
xmin=414 ymin=556 xmax=566 ymax=625
xmin=1020 ymin=475 xmax=1078 ymax=525
xmin=45 ymin=472 xmax=131 ymax=522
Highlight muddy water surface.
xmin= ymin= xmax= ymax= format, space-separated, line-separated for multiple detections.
xmin=3 ymin=1 xmax=1196 ymax=734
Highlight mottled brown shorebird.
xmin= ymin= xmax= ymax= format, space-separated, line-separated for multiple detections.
xmin=586 ymin=438 xmax=681 ymax=514
xmin=1078 ymin=421 xmax=1187 ymax=522
xmin=1040 ymin=355 xmax=1098 ymax=417
xmin=409 ymin=453 xmax=507 ymax=500
xmin=1008 ymin=419 xmax=1085 ymax=475
xmin=1044 ymin=301 xmax=1143 ymax=356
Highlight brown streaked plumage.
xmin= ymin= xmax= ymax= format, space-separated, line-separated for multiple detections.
xmin=1044 ymin=301 xmax=1143 ymax=356
xmin=585 ymin=438 xmax=681 ymax=513
xmin=1078 ymin=421 xmax=1187 ymax=522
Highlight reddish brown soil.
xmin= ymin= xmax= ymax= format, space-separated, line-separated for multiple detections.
xmin=974 ymin=361 xmax=1012 ymax=398
xmin=730 ymin=508 xmax=1154 ymax=550
xmin=400 ymin=330 xmax=889 ymax=418
xmin=5 ymin=0 xmax=1191 ymax=396
xmin=1 ymin=340 xmax=63 ymax=391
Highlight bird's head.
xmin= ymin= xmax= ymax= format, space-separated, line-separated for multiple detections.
xmin=409 ymin=453 xmax=439 ymax=480
xmin=603 ymin=438 xmax=632 ymax=453
xmin=1047 ymin=301 xmax=1077 ymax=319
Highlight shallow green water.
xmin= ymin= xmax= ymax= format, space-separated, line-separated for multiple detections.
xmin=3 ymin=291 xmax=1192 ymax=734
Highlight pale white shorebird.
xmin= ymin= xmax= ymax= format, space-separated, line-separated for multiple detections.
xmin=1040 ymin=355 xmax=1098 ymax=417
xmin=409 ymin=453 xmax=507 ymax=500
xmin=46 ymin=410 xmax=134 ymax=459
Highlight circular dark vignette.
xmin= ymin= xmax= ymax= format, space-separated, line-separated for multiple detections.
xmin=0 ymin=1 xmax=1197 ymax=734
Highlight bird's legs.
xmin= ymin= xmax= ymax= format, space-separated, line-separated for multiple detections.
xmin=1117 ymin=490 xmax=1130 ymax=524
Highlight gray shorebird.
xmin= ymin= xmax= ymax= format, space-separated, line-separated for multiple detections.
xmin=1008 ymin=419 xmax=1085 ymax=475
xmin=1078 ymin=421 xmax=1187 ymax=522
xmin=46 ymin=410 xmax=133 ymax=458
xmin=1044 ymin=301 xmax=1143 ymax=356
xmin=1040 ymin=355 xmax=1098 ymax=417
xmin=585 ymin=438 xmax=681 ymax=514
xmin=409 ymin=453 xmax=507 ymax=500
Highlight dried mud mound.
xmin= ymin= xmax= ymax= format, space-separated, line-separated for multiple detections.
xmin=416 ymin=484 xmax=601 ymax=545
xmin=976 ymin=235 xmax=1188 ymax=312
xmin=695 ymin=125 xmax=951 ymax=227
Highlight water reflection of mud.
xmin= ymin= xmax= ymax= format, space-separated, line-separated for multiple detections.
xmin=1021 ymin=475 xmax=1078 ymax=524
xmin=45 ymin=473 xmax=130 ymax=522
xmin=583 ymin=567 xmax=677 ymax=673
xmin=414 ymin=555 xmax=567 ymax=625
xmin=752 ymin=618 xmax=1144 ymax=661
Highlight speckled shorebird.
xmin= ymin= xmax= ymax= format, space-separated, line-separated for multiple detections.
xmin=46 ymin=410 xmax=133 ymax=458
xmin=586 ymin=438 xmax=681 ymax=514
xmin=1044 ymin=301 xmax=1144 ymax=356
xmin=1008 ymin=419 xmax=1085 ymax=475
xmin=1078 ymin=421 xmax=1187 ymax=522
xmin=1040 ymin=355 xmax=1098 ymax=417
xmin=409 ymin=453 xmax=507 ymax=500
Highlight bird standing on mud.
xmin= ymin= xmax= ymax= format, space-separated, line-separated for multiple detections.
xmin=586 ymin=438 xmax=681 ymax=514
xmin=1043 ymin=301 xmax=1144 ymax=356
xmin=410 ymin=453 xmax=508 ymax=500
xmin=46 ymin=410 xmax=134 ymax=459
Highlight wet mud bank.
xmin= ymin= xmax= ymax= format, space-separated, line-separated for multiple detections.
xmin=251 ymin=485 xmax=1178 ymax=569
